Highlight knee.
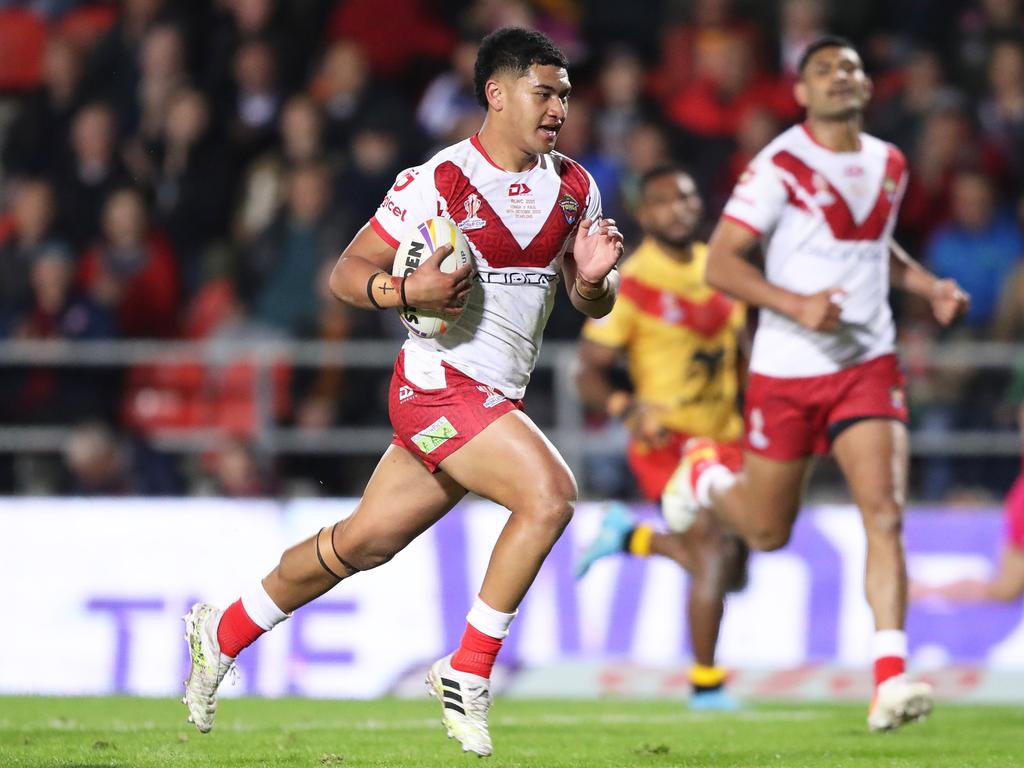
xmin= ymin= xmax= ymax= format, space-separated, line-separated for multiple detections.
xmin=331 ymin=520 xmax=404 ymax=572
xmin=863 ymin=500 xmax=903 ymax=537
xmin=515 ymin=472 xmax=578 ymax=534
xmin=746 ymin=525 xmax=792 ymax=552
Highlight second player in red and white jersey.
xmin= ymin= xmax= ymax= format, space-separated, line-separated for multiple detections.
xmin=722 ymin=123 xmax=907 ymax=377
xmin=371 ymin=134 xmax=601 ymax=399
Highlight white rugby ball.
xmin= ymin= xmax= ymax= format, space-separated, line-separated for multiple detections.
xmin=392 ymin=217 xmax=474 ymax=338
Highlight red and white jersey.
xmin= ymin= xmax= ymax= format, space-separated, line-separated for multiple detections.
xmin=722 ymin=124 xmax=908 ymax=377
xmin=371 ymin=135 xmax=601 ymax=398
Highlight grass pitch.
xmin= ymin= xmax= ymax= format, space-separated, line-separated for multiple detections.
xmin=2 ymin=696 xmax=1022 ymax=767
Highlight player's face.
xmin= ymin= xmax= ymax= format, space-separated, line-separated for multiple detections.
xmin=504 ymin=64 xmax=571 ymax=155
xmin=796 ymin=46 xmax=872 ymax=120
xmin=640 ymin=173 xmax=703 ymax=248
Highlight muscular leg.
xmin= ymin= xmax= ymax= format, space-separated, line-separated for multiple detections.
xmin=263 ymin=444 xmax=467 ymax=613
xmin=831 ymin=419 xmax=909 ymax=630
xmin=709 ymin=452 xmax=814 ymax=551
xmin=440 ymin=409 xmax=577 ymax=612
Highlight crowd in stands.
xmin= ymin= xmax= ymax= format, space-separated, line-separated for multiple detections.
xmin=0 ymin=0 xmax=1022 ymax=498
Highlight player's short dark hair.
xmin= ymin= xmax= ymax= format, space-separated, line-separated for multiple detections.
xmin=639 ymin=164 xmax=695 ymax=196
xmin=797 ymin=35 xmax=859 ymax=75
xmin=474 ymin=27 xmax=568 ymax=108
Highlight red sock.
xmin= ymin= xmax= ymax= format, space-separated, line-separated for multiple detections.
xmin=216 ymin=599 xmax=265 ymax=658
xmin=450 ymin=623 xmax=503 ymax=678
xmin=874 ymin=655 xmax=905 ymax=687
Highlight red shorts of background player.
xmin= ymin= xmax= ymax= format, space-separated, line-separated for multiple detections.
xmin=628 ymin=432 xmax=743 ymax=500
xmin=742 ymin=353 xmax=908 ymax=462
xmin=389 ymin=350 xmax=523 ymax=473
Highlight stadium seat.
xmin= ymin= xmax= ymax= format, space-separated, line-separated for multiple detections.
xmin=0 ymin=9 xmax=46 ymax=91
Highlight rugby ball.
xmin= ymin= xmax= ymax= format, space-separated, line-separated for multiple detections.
xmin=392 ymin=217 xmax=474 ymax=338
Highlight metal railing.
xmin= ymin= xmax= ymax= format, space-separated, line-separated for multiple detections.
xmin=0 ymin=339 xmax=1021 ymax=481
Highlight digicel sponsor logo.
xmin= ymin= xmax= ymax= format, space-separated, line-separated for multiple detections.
xmin=380 ymin=193 xmax=408 ymax=221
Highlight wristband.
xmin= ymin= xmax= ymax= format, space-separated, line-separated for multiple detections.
xmin=366 ymin=271 xmax=385 ymax=309
xmin=399 ymin=276 xmax=409 ymax=308
xmin=575 ymin=275 xmax=610 ymax=301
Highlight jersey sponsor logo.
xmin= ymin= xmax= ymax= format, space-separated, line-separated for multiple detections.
xmin=379 ymin=193 xmax=408 ymax=222
xmin=474 ymin=270 xmax=558 ymax=286
xmin=411 ymin=416 xmax=458 ymax=454
xmin=844 ymin=165 xmax=864 ymax=177
xmin=748 ymin=407 xmax=769 ymax=450
xmin=508 ymin=182 xmax=532 ymax=196
xmin=558 ymin=194 xmax=580 ymax=225
xmin=459 ymin=193 xmax=487 ymax=231
xmin=476 ymin=385 xmax=505 ymax=409
xmin=393 ymin=169 xmax=418 ymax=191
xmin=398 ymin=385 xmax=415 ymax=402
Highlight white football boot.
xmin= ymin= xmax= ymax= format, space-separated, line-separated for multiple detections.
xmin=867 ymin=674 xmax=933 ymax=731
xmin=662 ymin=438 xmax=720 ymax=534
xmin=182 ymin=602 xmax=235 ymax=733
xmin=426 ymin=654 xmax=493 ymax=757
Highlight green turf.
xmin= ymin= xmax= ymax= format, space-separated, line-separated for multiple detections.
xmin=1 ymin=696 xmax=1022 ymax=767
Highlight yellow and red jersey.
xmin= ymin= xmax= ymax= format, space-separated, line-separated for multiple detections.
xmin=583 ymin=238 xmax=744 ymax=443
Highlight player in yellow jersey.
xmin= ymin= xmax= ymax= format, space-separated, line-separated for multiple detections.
xmin=575 ymin=166 xmax=748 ymax=709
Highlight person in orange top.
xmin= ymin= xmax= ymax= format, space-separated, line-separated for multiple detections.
xmin=575 ymin=165 xmax=748 ymax=709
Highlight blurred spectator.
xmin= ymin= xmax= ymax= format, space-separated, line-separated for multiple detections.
xmin=0 ymin=178 xmax=69 ymax=314
xmin=899 ymin=108 xmax=976 ymax=250
xmin=955 ymin=0 xmax=1024 ymax=91
xmin=416 ymin=35 xmax=481 ymax=144
xmin=148 ymin=88 xmax=230 ymax=297
xmin=592 ymin=47 xmax=662 ymax=166
xmin=61 ymin=420 xmax=183 ymax=496
xmin=50 ymin=102 xmax=132 ymax=250
xmin=0 ymin=245 xmax=116 ymax=425
xmin=236 ymin=93 xmax=335 ymax=243
xmin=871 ymin=48 xmax=963 ymax=154
xmin=552 ymin=96 xmax=622 ymax=220
xmin=240 ymin=162 xmax=349 ymax=336
xmin=78 ymin=187 xmax=180 ymax=338
xmin=333 ymin=111 xmax=409 ymax=224
xmin=225 ymin=38 xmax=283 ymax=171
xmin=2 ymin=35 xmax=84 ymax=177
xmin=618 ymin=121 xmax=674 ymax=215
xmin=125 ymin=22 xmax=190 ymax=148
xmin=778 ymin=0 xmax=827 ymax=78
xmin=653 ymin=0 xmax=765 ymax=103
xmin=83 ymin=0 xmax=171 ymax=125
xmin=714 ymin=105 xmax=781 ymax=211
xmin=312 ymin=39 xmax=414 ymax=155
xmin=205 ymin=437 xmax=279 ymax=497
xmin=977 ymin=38 xmax=1024 ymax=188
xmin=666 ymin=31 xmax=796 ymax=140
xmin=325 ymin=0 xmax=454 ymax=78
xmin=926 ymin=169 xmax=1024 ymax=330
xmin=205 ymin=0 xmax=303 ymax=99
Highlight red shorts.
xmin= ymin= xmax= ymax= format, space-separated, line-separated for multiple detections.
xmin=389 ymin=350 xmax=522 ymax=473
xmin=628 ymin=432 xmax=743 ymax=501
xmin=743 ymin=353 xmax=908 ymax=461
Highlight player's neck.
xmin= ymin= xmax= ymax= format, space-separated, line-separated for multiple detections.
xmin=476 ymin=122 xmax=539 ymax=172
xmin=803 ymin=116 xmax=863 ymax=153
xmin=654 ymin=237 xmax=694 ymax=263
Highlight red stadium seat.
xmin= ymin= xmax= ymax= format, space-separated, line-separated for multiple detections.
xmin=0 ymin=9 xmax=46 ymax=91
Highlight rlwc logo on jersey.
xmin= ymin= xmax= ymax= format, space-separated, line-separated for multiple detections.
xmin=459 ymin=193 xmax=486 ymax=231
xmin=558 ymin=194 xmax=580 ymax=225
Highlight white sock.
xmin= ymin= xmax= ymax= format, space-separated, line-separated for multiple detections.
xmin=241 ymin=582 xmax=290 ymax=631
xmin=872 ymin=629 xmax=907 ymax=660
xmin=466 ymin=595 xmax=517 ymax=639
xmin=695 ymin=464 xmax=736 ymax=508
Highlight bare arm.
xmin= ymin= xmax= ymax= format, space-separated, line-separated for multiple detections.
xmin=328 ymin=223 xmax=472 ymax=313
xmin=986 ymin=547 xmax=1024 ymax=602
xmin=564 ymin=217 xmax=624 ymax=319
xmin=889 ymin=239 xmax=970 ymax=326
xmin=706 ymin=218 xmax=843 ymax=332
xmin=575 ymin=337 xmax=669 ymax=447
